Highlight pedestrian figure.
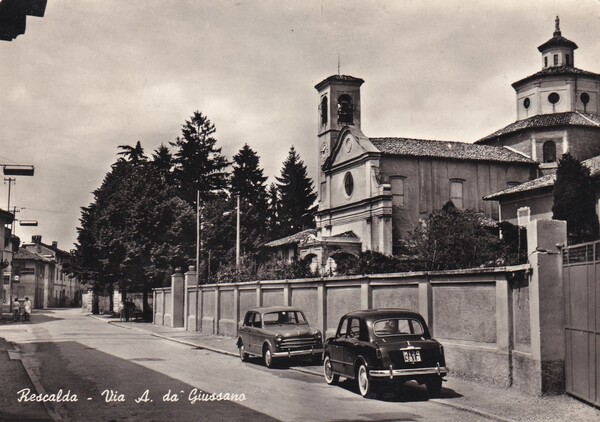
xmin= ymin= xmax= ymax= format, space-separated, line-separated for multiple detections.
xmin=23 ymin=297 xmax=32 ymax=321
xmin=12 ymin=297 xmax=20 ymax=322
xmin=119 ymin=300 xmax=125 ymax=322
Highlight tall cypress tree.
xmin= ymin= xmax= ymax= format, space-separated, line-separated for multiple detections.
xmin=552 ymin=152 xmax=599 ymax=244
xmin=170 ymin=111 xmax=230 ymax=205
xmin=275 ymin=146 xmax=317 ymax=237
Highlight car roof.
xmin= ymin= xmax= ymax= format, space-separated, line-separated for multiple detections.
xmin=247 ymin=306 xmax=304 ymax=314
xmin=345 ymin=308 xmax=424 ymax=320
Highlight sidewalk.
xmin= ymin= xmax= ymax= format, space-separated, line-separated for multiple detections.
xmin=91 ymin=314 xmax=600 ymax=422
xmin=0 ymin=337 xmax=52 ymax=421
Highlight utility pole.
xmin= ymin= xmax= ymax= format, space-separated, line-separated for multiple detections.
xmin=196 ymin=190 xmax=201 ymax=284
xmin=4 ymin=177 xmax=15 ymax=210
xmin=236 ymin=194 xmax=240 ymax=269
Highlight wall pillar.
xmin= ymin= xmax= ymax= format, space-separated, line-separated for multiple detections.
xmin=418 ymin=276 xmax=433 ymax=333
xmin=527 ymin=219 xmax=567 ymax=394
xmin=256 ymin=283 xmax=262 ymax=307
xmin=170 ymin=268 xmax=185 ymax=328
xmin=233 ymin=285 xmax=240 ymax=337
xmin=283 ymin=282 xmax=290 ymax=306
xmin=184 ymin=267 xmax=198 ymax=331
xmin=214 ymin=285 xmax=220 ymax=335
xmin=360 ymin=279 xmax=371 ymax=310
xmin=495 ymin=276 xmax=512 ymax=353
xmin=318 ymin=282 xmax=328 ymax=337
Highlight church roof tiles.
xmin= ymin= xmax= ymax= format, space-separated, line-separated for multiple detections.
xmin=477 ymin=112 xmax=600 ymax=143
xmin=512 ymin=66 xmax=600 ymax=88
xmin=484 ymin=155 xmax=600 ymax=200
xmin=369 ymin=137 xmax=535 ymax=164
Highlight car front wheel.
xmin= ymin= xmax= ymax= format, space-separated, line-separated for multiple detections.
xmin=357 ymin=363 xmax=376 ymax=398
xmin=323 ymin=355 xmax=339 ymax=385
xmin=239 ymin=344 xmax=248 ymax=362
xmin=263 ymin=346 xmax=274 ymax=368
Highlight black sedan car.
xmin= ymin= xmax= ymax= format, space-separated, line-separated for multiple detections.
xmin=237 ymin=306 xmax=323 ymax=368
xmin=323 ymin=308 xmax=447 ymax=398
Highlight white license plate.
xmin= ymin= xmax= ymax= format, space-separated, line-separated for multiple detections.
xmin=403 ymin=350 xmax=421 ymax=363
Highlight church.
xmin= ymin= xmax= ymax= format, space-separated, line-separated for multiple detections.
xmin=267 ymin=17 xmax=600 ymax=274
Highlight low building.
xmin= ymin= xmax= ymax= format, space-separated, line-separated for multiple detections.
xmin=0 ymin=209 xmax=14 ymax=316
xmin=12 ymin=235 xmax=81 ymax=309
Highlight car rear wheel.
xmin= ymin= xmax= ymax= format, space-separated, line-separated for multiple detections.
xmin=357 ymin=363 xmax=376 ymax=398
xmin=263 ymin=346 xmax=274 ymax=368
xmin=239 ymin=344 xmax=248 ymax=362
xmin=323 ymin=355 xmax=339 ymax=385
xmin=426 ymin=376 xmax=443 ymax=398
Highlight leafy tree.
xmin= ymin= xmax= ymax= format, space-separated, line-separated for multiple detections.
xmin=275 ymin=146 xmax=317 ymax=237
xmin=552 ymin=152 xmax=599 ymax=244
xmin=266 ymin=182 xmax=281 ymax=239
xmin=336 ymin=250 xmax=423 ymax=275
xmin=409 ymin=201 xmax=505 ymax=270
xmin=117 ymin=141 xmax=147 ymax=163
xmin=70 ymin=146 xmax=195 ymax=318
xmin=151 ymin=143 xmax=175 ymax=184
xmin=171 ymin=111 xmax=229 ymax=205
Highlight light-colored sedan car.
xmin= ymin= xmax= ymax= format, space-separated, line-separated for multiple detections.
xmin=237 ymin=306 xmax=323 ymax=368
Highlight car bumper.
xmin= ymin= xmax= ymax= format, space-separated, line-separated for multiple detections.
xmin=272 ymin=348 xmax=324 ymax=358
xmin=369 ymin=363 xmax=448 ymax=379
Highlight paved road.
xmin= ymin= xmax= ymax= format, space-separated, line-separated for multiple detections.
xmin=1 ymin=309 xmax=489 ymax=421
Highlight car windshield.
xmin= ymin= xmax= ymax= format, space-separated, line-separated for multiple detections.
xmin=373 ymin=318 xmax=425 ymax=337
xmin=263 ymin=311 xmax=307 ymax=325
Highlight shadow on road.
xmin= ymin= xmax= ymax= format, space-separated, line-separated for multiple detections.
xmin=329 ymin=378 xmax=463 ymax=403
xmin=11 ymin=340 xmax=278 ymax=422
xmin=1 ymin=312 xmax=64 ymax=326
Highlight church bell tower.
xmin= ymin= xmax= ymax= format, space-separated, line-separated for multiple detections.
xmin=314 ymin=75 xmax=364 ymax=205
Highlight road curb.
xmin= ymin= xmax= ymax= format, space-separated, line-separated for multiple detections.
xmin=88 ymin=314 xmax=515 ymax=422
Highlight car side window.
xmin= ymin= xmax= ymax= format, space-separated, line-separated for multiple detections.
xmin=252 ymin=313 xmax=262 ymax=328
xmin=243 ymin=312 xmax=252 ymax=327
xmin=348 ymin=318 xmax=361 ymax=339
xmin=336 ymin=317 xmax=348 ymax=338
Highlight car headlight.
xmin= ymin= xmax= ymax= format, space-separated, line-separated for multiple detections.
xmin=275 ymin=334 xmax=283 ymax=343
xmin=315 ymin=331 xmax=322 ymax=339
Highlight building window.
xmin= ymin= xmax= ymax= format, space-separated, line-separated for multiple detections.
xmin=544 ymin=56 xmax=548 ymax=67
xmin=566 ymin=54 xmax=570 ymax=66
xmin=450 ymin=180 xmax=464 ymax=209
xmin=337 ymin=95 xmax=353 ymax=124
xmin=543 ymin=141 xmax=557 ymax=163
xmin=344 ymin=172 xmax=354 ymax=197
xmin=391 ymin=177 xmax=405 ymax=206
xmin=517 ymin=207 xmax=531 ymax=227
xmin=553 ymin=54 xmax=558 ymax=66
xmin=548 ymin=92 xmax=560 ymax=104
xmin=320 ymin=181 xmax=326 ymax=201
xmin=320 ymin=96 xmax=328 ymax=125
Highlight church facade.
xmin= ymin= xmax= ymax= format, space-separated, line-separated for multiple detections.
xmin=267 ymin=17 xmax=600 ymax=274
xmin=296 ymin=79 xmax=537 ymax=273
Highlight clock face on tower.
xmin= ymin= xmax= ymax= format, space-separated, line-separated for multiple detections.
xmin=320 ymin=142 xmax=329 ymax=163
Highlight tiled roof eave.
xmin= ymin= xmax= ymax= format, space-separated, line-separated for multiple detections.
xmin=512 ymin=68 xmax=600 ymax=89
xmin=378 ymin=151 xmax=534 ymax=165
xmin=477 ymin=112 xmax=600 ymax=143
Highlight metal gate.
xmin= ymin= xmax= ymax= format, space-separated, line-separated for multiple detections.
xmin=563 ymin=242 xmax=599 ymax=407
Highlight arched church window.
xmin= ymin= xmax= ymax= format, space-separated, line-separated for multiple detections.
xmin=344 ymin=172 xmax=354 ymax=197
xmin=543 ymin=141 xmax=557 ymax=163
xmin=320 ymin=96 xmax=328 ymax=125
xmin=337 ymin=95 xmax=353 ymax=124
xmin=544 ymin=56 xmax=548 ymax=68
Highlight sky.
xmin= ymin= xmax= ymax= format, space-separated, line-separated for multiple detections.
xmin=1 ymin=0 xmax=600 ymax=251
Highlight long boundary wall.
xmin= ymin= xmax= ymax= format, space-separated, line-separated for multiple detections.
xmin=153 ymin=219 xmax=567 ymax=396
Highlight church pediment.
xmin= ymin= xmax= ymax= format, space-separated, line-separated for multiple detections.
xmin=323 ymin=126 xmax=379 ymax=170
